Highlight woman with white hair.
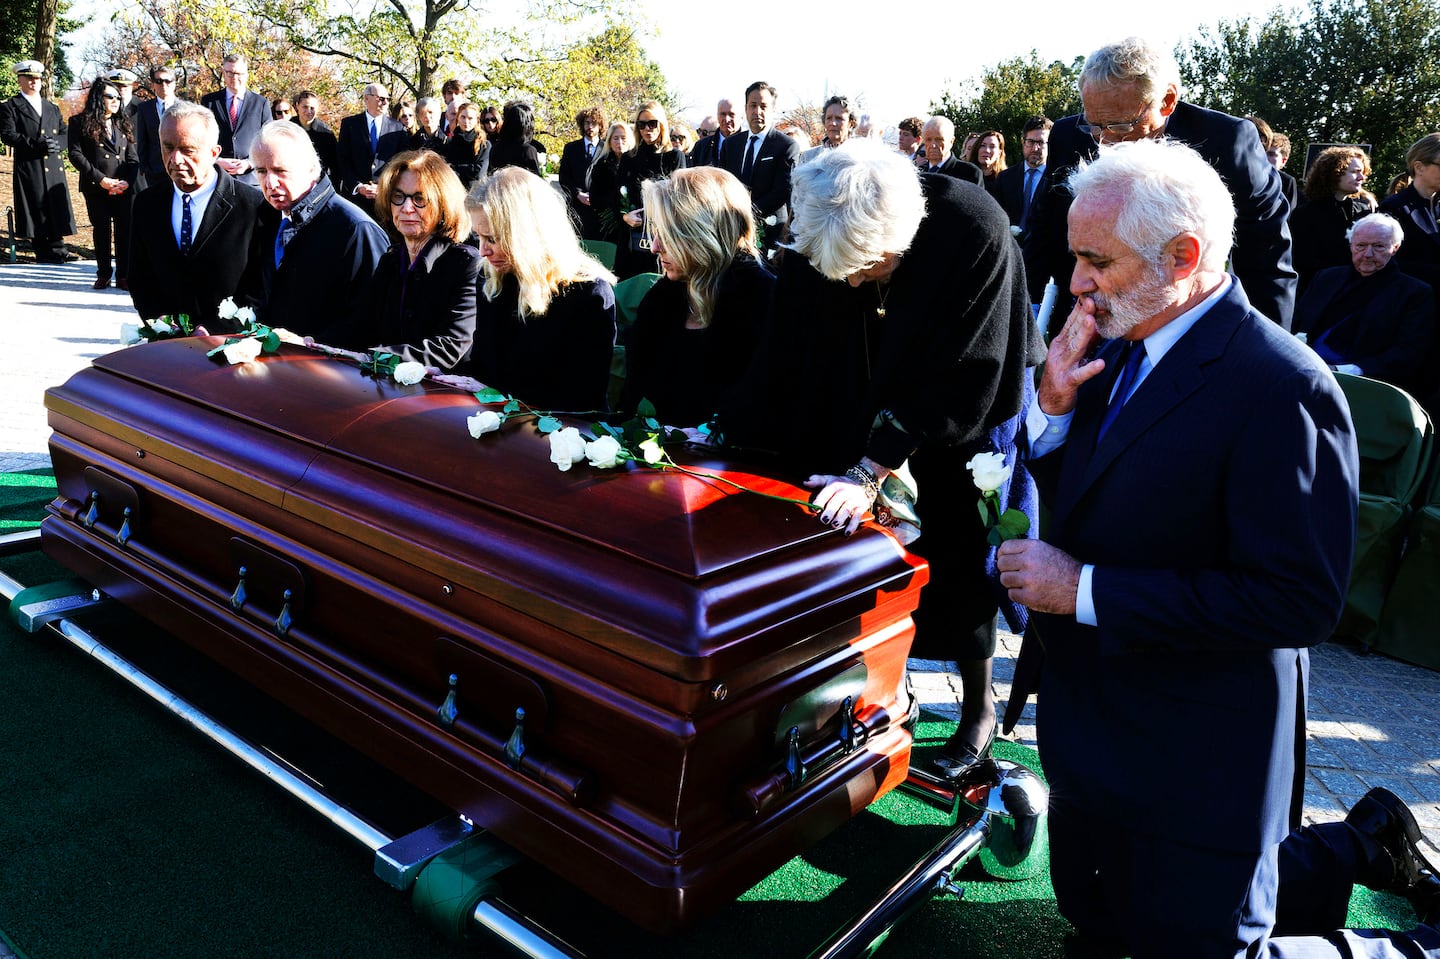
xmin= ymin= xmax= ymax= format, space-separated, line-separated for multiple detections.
xmin=724 ymin=139 xmax=1045 ymax=775
xmin=453 ymin=167 xmax=618 ymax=411
xmin=618 ymin=166 xmax=773 ymax=423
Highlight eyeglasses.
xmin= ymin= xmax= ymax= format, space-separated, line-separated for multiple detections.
xmin=154 ymin=77 xmax=175 ymax=85
xmin=670 ymin=135 xmax=684 ymax=143
xmin=390 ymin=190 xmax=429 ymax=209
xmin=222 ymin=69 xmax=247 ymax=77
xmin=1078 ymin=105 xmax=1152 ymax=138
xmin=1023 ymin=137 xmax=1047 ymax=147
xmin=102 ymin=94 xmax=119 ymax=101
xmin=369 ymin=95 xmax=390 ymax=103
xmin=636 ymin=118 xmax=660 ymax=130
xmin=274 ymin=108 xmax=293 ymax=117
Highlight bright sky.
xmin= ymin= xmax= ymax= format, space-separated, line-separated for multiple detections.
xmin=67 ymin=0 xmax=1308 ymax=126
xmin=638 ymin=0 xmax=1308 ymax=127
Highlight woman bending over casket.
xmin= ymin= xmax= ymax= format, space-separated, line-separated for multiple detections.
xmin=450 ymin=167 xmax=617 ymax=412
xmin=720 ymin=140 xmax=1045 ymax=779
xmin=366 ymin=150 xmax=481 ymax=371
xmin=618 ymin=166 xmax=773 ymax=425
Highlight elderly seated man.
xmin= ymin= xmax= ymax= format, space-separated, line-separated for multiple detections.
xmin=1295 ymin=212 xmax=1436 ymax=397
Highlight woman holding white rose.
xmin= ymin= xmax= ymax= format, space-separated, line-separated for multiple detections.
xmin=584 ymin=122 xmax=631 ymax=245
xmin=721 ymin=141 xmax=1045 ymax=777
xmin=456 ymin=167 xmax=617 ymax=412
xmin=617 ymin=101 xmax=685 ymax=278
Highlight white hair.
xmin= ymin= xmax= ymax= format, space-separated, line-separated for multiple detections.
xmin=922 ymin=115 xmax=954 ymax=141
xmin=1068 ymin=138 xmax=1235 ymax=273
xmin=786 ymin=138 xmax=927 ymax=281
xmin=252 ymin=119 xmax=322 ymax=180
xmin=1079 ymin=36 xmax=1182 ymax=104
xmin=1346 ymin=212 xmax=1403 ymax=247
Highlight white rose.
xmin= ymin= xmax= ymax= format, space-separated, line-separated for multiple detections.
xmin=764 ymin=215 xmax=778 ymax=227
xmin=235 ymin=306 xmax=257 ymax=326
xmin=120 ymin=322 xmax=142 ymax=345
xmin=216 ymin=297 xmax=239 ymax=320
xmin=393 ymin=361 xmax=427 ymax=386
xmin=638 ymin=438 xmax=665 ymax=465
xmin=467 ymin=410 xmax=502 ymax=438
xmin=549 ymin=427 xmax=588 ymax=471
xmin=965 ymin=451 xmax=1012 ymax=493
xmin=221 ymin=336 xmax=264 ymax=365
xmin=148 ymin=317 xmax=174 ymax=335
xmin=584 ymin=435 xmax=624 ymax=469
xmin=619 ymin=186 xmax=628 ymax=199
xmin=1010 ymin=225 xmax=1024 ymax=238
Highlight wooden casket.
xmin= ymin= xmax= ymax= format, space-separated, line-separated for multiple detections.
xmin=39 ymin=338 xmax=928 ymax=933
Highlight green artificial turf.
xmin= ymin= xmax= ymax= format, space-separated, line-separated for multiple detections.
xmin=0 ymin=469 xmax=55 ymax=532
xmin=0 ymin=469 xmax=1421 ymax=958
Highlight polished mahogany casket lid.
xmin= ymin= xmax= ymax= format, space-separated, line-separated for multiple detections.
xmin=42 ymin=337 xmax=928 ymax=931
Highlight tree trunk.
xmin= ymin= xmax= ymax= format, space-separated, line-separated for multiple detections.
xmin=32 ymin=0 xmax=59 ymax=99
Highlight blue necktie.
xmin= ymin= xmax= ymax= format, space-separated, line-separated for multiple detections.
xmin=274 ymin=215 xmax=295 ymax=268
xmin=369 ymin=119 xmax=378 ymax=154
xmin=179 ymin=194 xmax=193 ymax=254
xmin=1096 ymin=341 xmax=1146 ymax=442
xmin=741 ymin=134 xmax=759 ymax=182
xmin=1022 ymin=168 xmax=1039 ymax=226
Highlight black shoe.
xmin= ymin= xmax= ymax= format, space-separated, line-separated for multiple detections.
xmin=931 ymin=716 xmax=997 ymax=780
xmin=1346 ymin=787 xmax=1437 ymax=893
xmin=1410 ymin=874 xmax=1440 ymax=926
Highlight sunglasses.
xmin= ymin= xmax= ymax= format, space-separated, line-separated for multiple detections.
xmin=636 ymin=118 xmax=660 ymax=130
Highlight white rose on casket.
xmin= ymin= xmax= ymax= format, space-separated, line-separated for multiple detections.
xmin=638 ymin=438 xmax=665 ymax=465
xmin=965 ymin=451 xmax=1012 ymax=492
xmin=467 ymin=410 xmax=502 ymax=438
xmin=584 ymin=435 xmax=624 ymax=469
xmin=549 ymin=427 xmax=588 ymax=471
xmin=221 ymin=337 xmax=264 ymax=365
xmin=393 ymin=361 xmax=427 ymax=386
xmin=120 ymin=322 xmax=142 ymax=345
xmin=148 ymin=317 xmax=174 ymax=335
xmin=217 ymin=297 xmax=240 ymax=320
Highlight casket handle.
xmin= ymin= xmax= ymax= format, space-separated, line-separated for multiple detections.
xmin=437 ymin=674 xmax=459 ymax=727
xmin=504 ymin=708 xmax=527 ymax=770
xmin=274 ymin=589 xmax=294 ymax=637
xmin=83 ymin=490 xmax=100 ymax=529
xmin=230 ymin=566 xmax=248 ymax=611
xmin=784 ymin=726 xmax=806 ymax=790
xmin=116 ymin=507 xmax=133 ymax=548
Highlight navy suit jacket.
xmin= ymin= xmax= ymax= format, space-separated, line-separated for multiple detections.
xmin=133 ymin=97 xmax=177 ymax=191
xmin=336 ymin=111 xmax=408 ymax=200
xmin=688 ymin=132 xmax=722 ymax=167
xmin=1010 ymin=280 xmax=1357 ymax=855
xmin=1023 ymin=103 xmax=1296 ymax=328
xmin=1294 ymin=263 xmax=1437 ymax=395
xmin=995 ymin=163 xmax=1045 ymax=227
xmin=127 ymin=168 xmax=267 ymax=331
xmin=719 ymin=128 xmax=801 ymax=239
xmin=200 ymin=89 xmax=270 ymax=186
xmin=919 ymin=155 xmax=983 ymax=186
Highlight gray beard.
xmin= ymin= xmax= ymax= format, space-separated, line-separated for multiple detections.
xmin=1093 ymin=266 xmax=1180 ymax=340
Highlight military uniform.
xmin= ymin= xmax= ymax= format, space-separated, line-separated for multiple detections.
xmin=0 ymin=60 xmax=76 ymax=261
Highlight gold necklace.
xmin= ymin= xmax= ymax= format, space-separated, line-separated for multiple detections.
xmin=875 ymin=281 xmax=892 ymax=318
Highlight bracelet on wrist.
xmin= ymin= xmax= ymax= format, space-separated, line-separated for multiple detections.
xmin=845 ymin=464 xmax=880 ymax=501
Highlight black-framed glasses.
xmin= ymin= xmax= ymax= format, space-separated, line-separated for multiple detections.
xmin=390 ymin=190 xmax=429 ymax=209
xmin=480 ymin=116 xmax=499 ymax=124
xmin=154 ymin=77 xmax=175 ymax=85
xmin=102 ymin=93 xmax=119 ymax=101
xmin=1078 ymin=104 xmax=1152 ymax=138
xmin=1023 ymin=137 xmax=1047 ymax=147
xmin=636 ymin=118 xmax=660 ymax=130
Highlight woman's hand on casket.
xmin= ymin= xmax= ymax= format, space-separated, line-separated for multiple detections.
xmin=806 ymin=474 xmax=875 ymax=535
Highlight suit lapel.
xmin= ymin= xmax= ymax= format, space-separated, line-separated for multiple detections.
xmin=190 ymin=172 xmax=234 ymax=255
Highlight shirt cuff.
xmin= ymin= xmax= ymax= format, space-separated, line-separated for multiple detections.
xmin=1026 ymin=403 xmax=1074 ymax=459
xmin=1076 ymin=563 xmax=1097 ymax=626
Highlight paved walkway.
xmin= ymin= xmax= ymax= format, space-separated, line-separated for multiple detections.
xmin=3 ymin=260 xmax=1438 ymax=859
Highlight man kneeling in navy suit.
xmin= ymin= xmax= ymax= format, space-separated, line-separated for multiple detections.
xmin=997 ymin=138 xmax=1439 ymax=958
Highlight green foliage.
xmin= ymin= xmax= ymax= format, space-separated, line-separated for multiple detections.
xmin=1176 ymin=0 xmax=1440 ymax=180
xmin=931 ymin=51 xmax=1083 ymax=149
xmin=1 ymin=0 xmax=77 ymax=99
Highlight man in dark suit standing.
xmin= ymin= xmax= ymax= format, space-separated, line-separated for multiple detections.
xmin=0 ymin=59 xmax=76 ymax=262
xmin=690 ymin=98 xmax=739 ymax=167
xmin=127 ymin=101 xmax=265 ymax=331
xmin=1023 ymin=36 xmax=1295 ymax=328
xmin=199 ymin=54 xmax=269 ymax=186
xmin=995 ymin=115 xmax=1051 ymax=231
xmin=133 ymin=66 xmax=180 ymax=192
xmin=248 ymin=120 xmax=388 ymax=346
xmin=990 ymin=137 xmax=1438 ymax=958
xmin=720 ymin=82 xmax=801 ymax=249
xmin=558 ymin=106 xmax=604 ymax=233
xmin=917 ymin=116 xmax=983 ymax=185
xmin=336 ymin=82 xmax=407 ymax=219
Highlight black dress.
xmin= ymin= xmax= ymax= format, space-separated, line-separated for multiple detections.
xmin=728 ymin=174 xmax=1045 ymax=658
xmin=616 ymin=143 xmax=685 ymax=278
xmin=620 ymin=253 xmax=773 ymax=424
xmin=1290 ymin=194 xmax=1374 ymax=296
xmin=411 ymin=130 xmax=446 ymax=154
xmin=465 ymin=275 xmax=617 ymax=412
xmin=586 ymin=152 xmax=627 ymax=245
xmin=487 ymin=138 xmax=541 ymax=176
xmin=367 ymin=236 xmax=481 ymax=371
xmin=441 ymin=133 xmax=490 ymax=189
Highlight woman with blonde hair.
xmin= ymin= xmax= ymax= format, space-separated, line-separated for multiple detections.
xmin=366 ymin=149 xmax=480 ymax=370
xmin=458 ymin=167 xmax=617 ymax=411
xmin=619 ymin=166 xmax=774 ymax=423
xmin=583 ymin=121 xmax=631 ymax=243
xmin=618 ymin=99 xmax=685 ymax=276
xmin=1291 ymin=145 xmax=1376 ymax=294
